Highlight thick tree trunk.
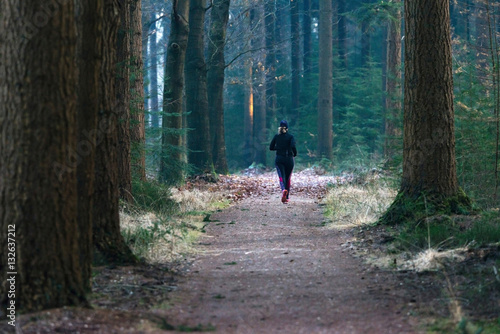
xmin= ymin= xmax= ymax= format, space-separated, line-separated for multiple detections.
xmin=265 ymin=0 xmax=277 ymax=128
xmin=207 ymin=0 xmax=230 ymax=174
xmin=384 ymin=0 xmax=402 ymax=159
xmin=317 ymin=0 xmax=333 ymax=160
xmin=382 ymin=0 xmax=472 ymax=224
xmin=159 ymin=0 xmax=190 ymax=184
xmin=0 ymin=0 xmax=86 ymax=311
xmin=290 ymin=0 xmax=301 ymax=125
xmin=94 ymin=0 xmax=137 ymax=264
xmin=185 ymin=0 xmax=213 ymax=174
xmin=76 ymin=0 xmax=104 ymax=293
xmin=116 ymin=0 xmax=133 ymax=202
xmin=130 ymin=0 xmax=147 ymax=181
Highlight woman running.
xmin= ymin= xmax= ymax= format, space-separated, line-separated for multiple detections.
xmin=269 ymin=120 xmax=297 ymax=203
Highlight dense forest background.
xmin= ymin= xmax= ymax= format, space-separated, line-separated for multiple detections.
xmin=142 ymin=0 xmax=500 ymax=208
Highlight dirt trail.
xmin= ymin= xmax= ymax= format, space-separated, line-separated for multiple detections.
xmin=159 ymin=192 xmax=422 ymax=333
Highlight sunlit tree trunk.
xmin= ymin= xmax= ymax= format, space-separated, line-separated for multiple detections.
xmin=251 ymin=4 xmax=267 ymax=166
xmin=317 ymin=0 xmax=333 ymax=160
xmin=116 ymin=0 xmax=133 ymax=201
xmin=94 ymin=0 xmax=137 ymax=264
xmin=130 ymin=0 xmax=146 ymax=180
xmin=207 ymin=0 xmax=230 ymax=174
xmin=185 ymin=0 xmax=213 ymax=173
xmin=76 ymin=0 xmax=104 ymax=293
xmin=384 ymin=0 xmax=402 ymax=159
xmin=159 ymin=0 xmax=190 ymax=184
xmin=244 ymin=61 xmax=255 ymax=166
xmin=0 ymin=0 xmax=87 ymax=311
xmin=383 ymin=0 xmax=471 ymax=224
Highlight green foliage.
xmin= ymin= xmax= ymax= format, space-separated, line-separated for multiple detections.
xmin=130 ymin=178 xmax=177 ymax=214
xmin=453 ymin=42 xmax=499 ymax=209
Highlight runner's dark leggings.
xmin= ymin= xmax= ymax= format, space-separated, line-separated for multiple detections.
xmin=275 ymin=155 xmax=294 ymax=198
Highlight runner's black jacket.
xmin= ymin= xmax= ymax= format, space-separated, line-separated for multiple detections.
xmin=269 ymin=133 xmax=297 ymax=157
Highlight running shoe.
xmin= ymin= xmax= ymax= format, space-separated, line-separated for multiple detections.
xmin=281 ymin=189 xmax=288 ymax=203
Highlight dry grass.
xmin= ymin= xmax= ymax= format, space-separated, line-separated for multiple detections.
xmin=120 ymin=187 xmax=230 ymax=264
xmin=322 ymin=180 xmax=396 ymax=228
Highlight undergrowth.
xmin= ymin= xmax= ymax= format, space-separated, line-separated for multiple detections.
xmin=120 ymin=178 xmax=230 ymax=263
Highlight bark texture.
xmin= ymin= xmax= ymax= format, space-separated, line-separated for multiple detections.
xmin=93 ymin=0 xmax=137 ymax=264
xmin=185 ymin=0 xmax=213 ymax=174
xmin=317 ymin=0 xmax=333 ymax=160
xmin=160 ymin=0 xmax=190 ymax=184
xmin=384 ymin=0 xmax=402 ymax=159
xmin=207 ymin=0 xmax=231 ymax=174
xmin=130 ymin=0 xmax=147 ymax=181
xmin=76 ymin=0 xmax=104 ymax=293
xmin=0 ymin=0 xmax=86 ymax=311
xmin=401 ymin=0 xmax=457 ymax=196
xmin=116 ymin=0 xmax=133 ymax=201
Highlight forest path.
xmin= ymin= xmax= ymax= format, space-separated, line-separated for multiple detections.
xmin=158 ymin=190 xmax=422 ymax=333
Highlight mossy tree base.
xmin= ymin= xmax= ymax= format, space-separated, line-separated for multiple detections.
xmin=380 ymin=188 xmax=475 ymax=225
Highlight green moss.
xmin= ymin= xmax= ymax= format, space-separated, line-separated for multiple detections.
xmin=380 ymin=188 xmax=475 ymax=226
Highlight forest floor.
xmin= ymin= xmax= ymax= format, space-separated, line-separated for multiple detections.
xmin=4 ymin=169 xmax=500 ymax=333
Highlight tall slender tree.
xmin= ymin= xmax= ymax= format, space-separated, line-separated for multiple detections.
xmin=130 ymin=0 xmax=147 ymax=180
xmin=290 ymin=0 xmax=301 ymax=124
xmin=382 ymin=0 xmax=472 ymax=224
xmin=160 ymin=0 xmax=190 ymax=183
xmin=0 ymin=0 xmax=87 ymax=311
xmin=76 ymin=0 xmax=104 ymax=292
xmin=265 ymin=0 xmax=278 ymax=128
xmin=317 ymin=0 xmax=334 ymax=160
xmin=303 ymin=0 xmax=312 ymax=76
xmin=93 ymin=0 xmax=137 ymax=264
xmin=185 ymin=0 xmax=213 ymax=173
xmin=149 ymin=16 xmax=160 ymax=128
xmin=207 ymin=0 xmax=231 ymax=174
xmin=338 ymin=0 xmax=348 ymax=68
xmin=251 ymin=4 xmax=267 ymax=166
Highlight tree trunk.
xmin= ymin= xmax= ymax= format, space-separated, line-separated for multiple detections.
xmin=76 ymin=0 xmax=104 ymax=293
xmin=360 ymin=0 xmax=371 ymax=67
xmin=244 ymin=61 xmax=255 ymax=166
xmin=317 ymin=0 xmax=333 ymax=160
xmin=384 ymin=0 xmax=402 ymax=159
xmin=116 ymin=0 xmax=133 ymax=202
xmin=185 ymin=0 xmax=213 ymax=174
xmin=338 ymin=0 xmax=348 ymax=68
xmin=94 ymin=0 xmax=137 ymax=264
xmin=251 ymin=4 xmax=267 ymax=166
xmin=0 ymin=0 xmax=87 ymax=312
xmin=207 ymin=0 xmax=231 ymax=174
xmin=149 ymin=16 xmax=160 ymax=128
xmin=159 ymin=0 xmax=190 ymax=184
xmin=265 ymin=0 xmax=277 ymax=129
xmin=303 ymin=0 xmax=312 ymax=76
xmin=130 ymin=0 xmax=147 ymax=181
xmin=382 ymin=0 xmax=472 ymax=224
xmin=290 ymin=0 xmax=301 ymax=125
